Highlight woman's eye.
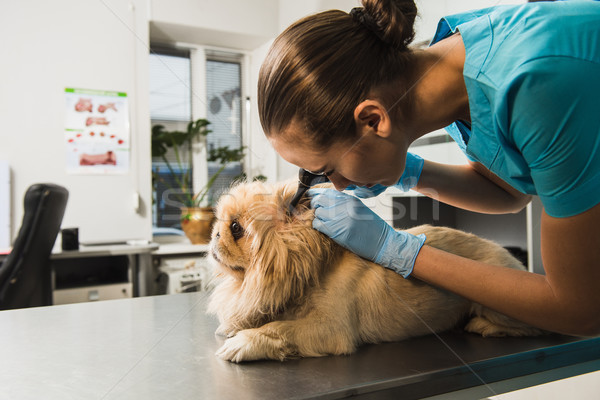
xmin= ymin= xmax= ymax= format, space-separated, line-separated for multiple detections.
xmin=230 ymin=221 xmax=244 ymax=240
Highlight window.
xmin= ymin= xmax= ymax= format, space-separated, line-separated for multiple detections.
xmin=205 ymin=58 xmax=243 ymax=204
xmin=149 ymin=49 xmax=193 ymax=228
xmin=149 ymin=47 xmax=244 ymax=229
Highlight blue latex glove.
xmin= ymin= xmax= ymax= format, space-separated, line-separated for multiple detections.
xmin=309 ymin=188 xmax=426 ymax=278
xmin=345 ymin=152 xmax=424 ymax=198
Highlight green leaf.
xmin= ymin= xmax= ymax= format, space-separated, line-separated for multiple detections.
xmin=151 ymin=118 xmax=243 ymax=207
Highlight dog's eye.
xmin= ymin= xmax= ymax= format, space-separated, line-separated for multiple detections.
xmin=230 ymin=220 xmax=244 ymax=240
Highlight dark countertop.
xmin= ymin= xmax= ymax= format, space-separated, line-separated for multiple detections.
xmin=0 ymin=291 xmax=597 ymax=399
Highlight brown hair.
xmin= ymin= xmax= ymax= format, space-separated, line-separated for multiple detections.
xmin=258 ymin=0 xmax=418 ymax=148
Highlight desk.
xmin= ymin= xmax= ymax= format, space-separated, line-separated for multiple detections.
xmin=1 ymin=242 xmax=193 ymax=303
xmin=151 ymin=242 xmax=209 ymax=256
xmin=52 ymin=242 xmax=159 ymax=260
xmin=1 ymin=292 xmax=598 ymax=399
xmin=0 ymin=242 xmax=159 ymax=261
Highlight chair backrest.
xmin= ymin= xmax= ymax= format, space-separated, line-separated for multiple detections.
xmin=0 ymin=183 xmax=68 ymax=310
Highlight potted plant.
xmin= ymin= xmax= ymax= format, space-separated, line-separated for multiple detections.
xmin=151 ymin=118 xmax=245 ymax=244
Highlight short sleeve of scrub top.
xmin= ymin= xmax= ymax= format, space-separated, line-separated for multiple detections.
xmin=431 ymin=1 xmax=600 ymax=218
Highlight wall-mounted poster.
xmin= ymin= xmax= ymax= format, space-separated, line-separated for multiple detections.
xmin=64 ymin=88 xmax=130 ymax=174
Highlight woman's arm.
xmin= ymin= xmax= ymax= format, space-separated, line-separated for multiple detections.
xmin=311 ymin=161 xmax=600 ymax=335
xmin=412 ymin=203 xmax=600 ymax=336
xmin=411 ymin=159 xmax=600 ymax=335
xmin=415 ymin=160 xmax=532 ymax=214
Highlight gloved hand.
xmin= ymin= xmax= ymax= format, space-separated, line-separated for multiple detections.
xmin=345 ymin=152 xmax=424 ymax=198
xmin=309 ymin=188 xmax=426 ymax=278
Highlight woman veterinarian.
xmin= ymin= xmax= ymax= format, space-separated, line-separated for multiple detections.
xmin=258 ymin=0 xmax=600 ymax=336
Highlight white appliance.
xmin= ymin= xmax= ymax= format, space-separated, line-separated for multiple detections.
xmin=156 ymin=256 xmax=213 ymax=294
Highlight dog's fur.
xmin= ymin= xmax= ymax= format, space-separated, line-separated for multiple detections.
xmin=207 ymin=181 xmax=544 ymax=362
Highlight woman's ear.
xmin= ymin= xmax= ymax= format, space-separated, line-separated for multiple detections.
xmin=354 ymin=99 xmax=392 ymax=138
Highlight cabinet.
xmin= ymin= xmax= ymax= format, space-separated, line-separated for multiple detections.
xmin=52 ymin=255 xmax=132 ymax=305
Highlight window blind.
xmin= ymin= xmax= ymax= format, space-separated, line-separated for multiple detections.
xmin=206 ymin=59 xmax=243 ymax=202
xmin=149 ymin=53 xmax=192 ymax=122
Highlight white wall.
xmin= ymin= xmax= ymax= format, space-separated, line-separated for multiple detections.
xmin=0 ymin=0 xmax=152 ymax=244
xmin=149 ymin=0 xmax=279 ymax=50
xmin=0 ymin=0 xmax=281 ymax=244
xmin=278 ymin=0 xmax=360 ymax=32
xmin=0 ymin=0 xmax=528 ymax=245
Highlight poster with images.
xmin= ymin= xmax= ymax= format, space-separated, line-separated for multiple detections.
xmin=64 ymin=88 xmax=130 ymax=174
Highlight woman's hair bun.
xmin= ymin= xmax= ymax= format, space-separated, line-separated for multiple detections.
xmin=361 ymin=0 xmax=417 ymax=49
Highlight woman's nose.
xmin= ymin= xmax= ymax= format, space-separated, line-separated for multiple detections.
xmin=329 ymin=173 xmax=351 ymax=191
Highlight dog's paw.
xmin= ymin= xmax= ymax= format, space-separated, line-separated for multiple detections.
xmin=465 ymin=316 xmax=544 ymax=337
xmin=215 ymin=329 xmax=286 ymax=363
xmin=465 ymin=317 xmax=509 ymax=337
xmin=215 ymin=324 xmax=238 ymax=338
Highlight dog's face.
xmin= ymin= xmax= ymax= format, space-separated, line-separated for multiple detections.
xmin=209 ymin=180 xmax=292 ymax=279
xmin=209 ymin=180 xmax=335 ymax=313
xmin=210 ymin=180 xmax=314 ymax=279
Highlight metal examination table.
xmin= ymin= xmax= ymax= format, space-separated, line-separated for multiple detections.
xmin=1 ymin=292 xmax=599 ymax=399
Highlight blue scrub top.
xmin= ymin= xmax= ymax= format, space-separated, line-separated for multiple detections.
xmin=431 ymin=1 xmax=600 ymax=217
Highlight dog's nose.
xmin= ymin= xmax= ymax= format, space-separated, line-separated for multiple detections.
xmin=216 ymin=232 xmax=220 ymax=238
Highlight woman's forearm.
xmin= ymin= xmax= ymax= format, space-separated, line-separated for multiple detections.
xmin=411 ymin=245 xmax=600 ymax=336
xmin=411 ymin=246 xmax=565 ymax=332
xmin=411 ymin=203 xmax=600 ymax=337
xmin=414 ymin=160 xmax=531 ymax=214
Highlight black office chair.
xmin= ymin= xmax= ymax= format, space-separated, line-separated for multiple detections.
xmin=0 ymin=183 xmax=68 ymax=310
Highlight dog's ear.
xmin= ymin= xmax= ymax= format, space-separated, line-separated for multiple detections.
xmin=241 ymin=222 xmax=331 ymax=317
xmin=277 ymin=179 xmax=327 ymax=221
xmin=238 ymin=181 xmax=335 ymax=316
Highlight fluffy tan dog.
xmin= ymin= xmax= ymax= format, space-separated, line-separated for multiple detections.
xmin=208 ymin=180 xmax=543 ymax=363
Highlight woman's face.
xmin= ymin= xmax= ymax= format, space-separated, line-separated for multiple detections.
xmin=270 ymin=120 xmax=409 ymax=190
